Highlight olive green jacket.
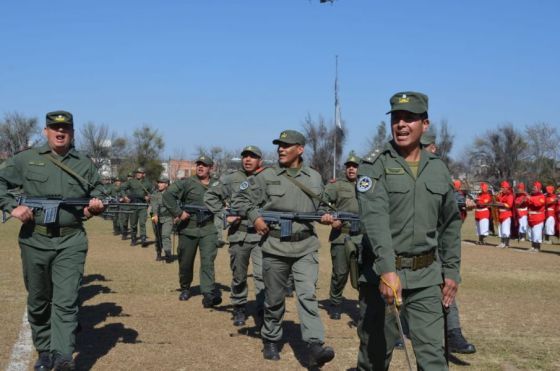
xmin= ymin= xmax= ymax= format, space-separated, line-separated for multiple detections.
xmin=121 ymin=178 xmax=153 ymax=201
xmin=356 ymin=141 xmax=461 ymax=289
xmin=323 ymin=178 xmax=362 ymax=245
xmin=149 ymin=191 xmax=172 ymax=221
xmin=162 ymin=175 xmax=217 ymax=237
xmin=204 ymin=170 xmax=261 ymax=243
xmin=231 ymin=165 xmax=323 ymax=257
xmin=0 ymin=144 xmax=104 ymax=250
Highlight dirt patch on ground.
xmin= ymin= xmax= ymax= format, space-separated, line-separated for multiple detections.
xmin=1 ymin=214 xmax=559 ymax=370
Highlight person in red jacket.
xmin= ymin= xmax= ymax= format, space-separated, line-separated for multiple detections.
xmin=514 ymin=183 xmax=529 ymax=241
xmin=475 ymin=182 xmax=492 ymax=245
xmin=527 ymin=181 xmax=546 ymax=252
xmin=496 ymin=181 xmax=514 ymax=248
xmin=544 ymin=185 xmax=557 ymax=244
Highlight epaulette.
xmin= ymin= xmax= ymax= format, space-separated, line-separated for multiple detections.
xmin=361 ymin=149 xmax=382 ymax=164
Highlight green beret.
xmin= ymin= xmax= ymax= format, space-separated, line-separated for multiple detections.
xmin=387 ymin=92 xmax=429 ymax=114
xmin=46 ymin=110 xmax=73 ymax=127
xmin=196 ymin=155 xmax=214 ymax=166
xmin=272 ymin=130 xmax=306 ymax=145
xmin=241 ymin=145 xmax=263 ymax=158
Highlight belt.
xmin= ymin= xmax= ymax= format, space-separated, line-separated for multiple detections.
xmin=499 ymin=208 xmax=509 ymax=212
xmin=517 ymin=208 xmax=527 ymax=211
xmin=529 ymin=211 xmax=543 ymax=215
xmin=268 ymin=229 xmax=314 ymax=242
xmin=340 ymin=226 xmax=362 ymax=236
xmin=547 ymin=208 xmax=555 ymax=211
xmin=395 ymin=250 xmax=436 ymax=271
xmin=33 ymin=224 xmax=84 ymax=237
xmin=235 ymin=224 xmax=257 ymax=233
xmin=476 ymin=208 xmax=489 ymax=211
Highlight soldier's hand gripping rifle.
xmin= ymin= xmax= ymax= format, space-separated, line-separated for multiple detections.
xmin=178 ymin=203 xmax=214 ymax=226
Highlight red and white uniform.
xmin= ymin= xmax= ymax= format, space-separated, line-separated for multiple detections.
xmin=544 ymin=185 xmax=557 ymax=237
xmin=475 ymin=183 xmax=492 ymax=237
xmin=514 ymin=183 xmax=528 ymax=235
xmin=528 ymin=182 xmax=546 ymax=243
xmin=497 ymin=181 xmax=514 ymax=238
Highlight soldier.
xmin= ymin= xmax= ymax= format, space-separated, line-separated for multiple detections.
xmin=527 ymin=181 xmax=546 ymax=252
xmin=475 ymin=182 xmax=492 ymax=245
xmin=496 ymin=181 xmax=514 ymax=248
xmin=0 ymin=111 xmax=105 ymax=371
xmin=232 ymin=130 xmax=335 ymax=368
xmin=162 ymin=155 xmax=222 ymax=308
xmin=514 ymin=182 xmax=529 ymax=241
xmin=150 ymin=176 xmax=173 ymax=262
xmin=110 ymin=177 xmax=123 ymax=235
xmin=121 ymin=167 xmax=152 ymax=246
xmin=322 ymin=153 xmax=362 ymax=320
xmin=544 ymin=185 xmax=557 ymax=244
xmin=355 ymin=92 xmax=461 ymax=370
xmin=420 ymin=129 xmax=437 ymax=154
xmin=119 ymin=172 xmax=134 ymax=240
xmin=204 ymin=145 xmax=266 ymax=327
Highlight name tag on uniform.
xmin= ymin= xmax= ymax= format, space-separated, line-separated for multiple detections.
xmin=385 ymin=167 xmax=404 ymax=175
xmin=265 ymin=180 xmax=281 ymax=185
xmin=28 ymin=161 xmax=45 ymax=166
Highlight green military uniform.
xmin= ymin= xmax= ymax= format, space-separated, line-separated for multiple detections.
xmin=162 ymin=156 xmax=220 ymax=302
xmin=109 ymin=179 xmax=123 ymax=234
xmin=121 ymin=168 xmax=152 ymax=245
xmin=355 ymin=93 xmax=461 ymax=370
xmin=0 ymin=111 xmax=104 ymax=367
xmin=119 ymin=173 xmax=133 ymax=239
xmin=232 ymin=132 xmax=328 ymax=349
xmin=322 ymin=154 xmax=362 ymax=313
xmin=149 ymin=177 xmax=173 ymax=261
xmin=204 ymin=145 xmax=265 ymax=325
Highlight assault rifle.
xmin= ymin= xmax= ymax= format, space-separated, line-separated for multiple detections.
xmin=2 ymin=195 xmax=147 ymax=224
xmin=179 ymin=203 xmax=214 ymax=225
xmin=225 ymin=209 xmax=360 ymax=238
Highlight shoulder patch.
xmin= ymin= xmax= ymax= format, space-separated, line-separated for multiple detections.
xmin=362 ymin=149 xmax=381 ymax=164
xmin=357 ymin=176 xmax=373 ymax=192
xmin=239 ymin=181 xmax=249 ymax=191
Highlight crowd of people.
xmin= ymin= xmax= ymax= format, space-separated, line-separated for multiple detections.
xmin=2 ymin=92 xmax=488 ymax=370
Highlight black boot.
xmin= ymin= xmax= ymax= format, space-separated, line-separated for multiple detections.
xmin=164 ymin=251 xmax=173 ymax=263
xmin=232 ymin=306 xmax=247 ymax=326
xmin=130 ymin=236 xmax=137 ymax=246
xmin=254 ymin=309 xmax=264 ymax=334
xmin=179 ymin=289 xmax=190 ymax=301
xmin=308 ymin=342 xmax=335 ymax=368
xmin=155 ymin=251 xmax=162 ymax=261
xmin=263 ymin=341 xmax=280 ymax=361
xmin=141 ymin=235 xmax=148 ymax=247
xmin=34 ymin=351 xmax=53 ymax=371
xmin=52 ymin=352 xmax=75 ymax=371
xmin=202 ymin=292 xmax=222 ymax=308
xmin=477 ymin=235 xmax=485 ymax=245
xmin=121 ymin=231 xmax=128 ymax=240
xmin=329 ymin=304 xmax=341 ymax=320
xmin=447 ymin=328 xmax=476 ymax=354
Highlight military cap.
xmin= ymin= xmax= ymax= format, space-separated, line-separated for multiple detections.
xmin=344 ymin=153 xmax=361 ymax=166
xmin=387 ymin=91 xmax=429 ymax=114
xmin=135 ymin=167 xmax=145 ymax=173
xmin=420 ymin=130 xmax=436 ymax=146
xmin=157 ymin=175 xmax=170 ymax=184
xmin=241 ymin=145 xmax=262 ymax=158
xmin=272 ymin=129 xmax=306 ymax=145
xmin=196 ymin=155 xmax=214 ymax=166
xmin=114 ymin=176 xmax=123 ymax=182
xmin=127 ymin=172 xmax=133 ymax=177
xmin=46 ymin=110 xmax=73 ymax=127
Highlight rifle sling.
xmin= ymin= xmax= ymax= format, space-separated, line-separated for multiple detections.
xmin=282 ymin=173 xmax=336 ymax=212
xmin=45 ymin=154 xmax=107 ymax=196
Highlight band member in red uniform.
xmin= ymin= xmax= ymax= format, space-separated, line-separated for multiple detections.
xmin=514 ymin=183 xmax=529 ymax=241
xmin=475 ymin=182 xmax=492 ymax=245
xmin=454 ymin=180 xmax=468 ymax=222
xmin=544 ymin=185 xmax=557 ymax=244
xmin=527 ymin=181 xmax=546 ymax=252
xmin=496 ymin=181 xmax=514 ymax=248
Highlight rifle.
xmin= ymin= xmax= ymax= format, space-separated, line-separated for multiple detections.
xmin=179 ymin=203 xmax=214 ymax=225
xmin=225 ymin=209 xmax=360 ymax=239
xmin=2 ymin=195 xmax=147 ymax=224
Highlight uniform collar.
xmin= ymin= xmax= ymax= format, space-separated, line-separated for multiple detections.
xmin=384 ymin=141 xmax=437 ymax=178
xmin=275 ymin=164 xmax=311 ymax=176
xmin=38 ymin=143 xmax=80 ymax=158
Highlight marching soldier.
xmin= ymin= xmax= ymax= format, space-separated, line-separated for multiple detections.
xmin=110 ymin=177 xmax=123 ymax=235
xmin=162 ymin=156 xmax=222 ymax=308
xmin=119 ymin=172 xmax=134 ymax=240
xmin=322 ymin=153 xmax=362 ymax=320
xmin=0 ymin=111 xmax=105 ymax=370
xmin=355 ymin=92 xmax=461 ymax=370
xmin=121 ymin=167 xmax=152 ymax=246
xmin=150 ymin=176 xmax=173 ymax=262
xmin=514 ymin=183 xmax=529 ymax=241
xmin=496 ymin=181 xmax=514 ymax=248
xmin=527 ymin=181 xmax=546 ymax=252
xmin=204 ymin=145 xmax=266 ymax=327
xmin=232 ymin=130 xmax=336 ymax=368
xmin=544 ymin=185 xmax=557 ymax=244
xmin=475 ymin=182 xmax=492 ymax=245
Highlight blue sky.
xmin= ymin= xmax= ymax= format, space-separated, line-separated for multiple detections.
xmin=1 ymin=0 xmax=558 ymax=161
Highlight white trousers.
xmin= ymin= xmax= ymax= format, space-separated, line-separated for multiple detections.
xmin=545 ymin=216 xmax=555 ymax=236
xmin=530 ymin=223 xmax=543 ymax=243
xmin=499 ymin=218 xmax=511 ymax=238
xmin=476 ymin=219 xmax=489 ymax=237
xmin=518 ymin=216 xmax=528 ymax=234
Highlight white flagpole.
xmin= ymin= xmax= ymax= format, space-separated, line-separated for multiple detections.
xmin=333 ymin=55 xmax=340 ymax=180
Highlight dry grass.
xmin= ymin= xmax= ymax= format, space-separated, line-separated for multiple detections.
xmin=0 ymin=213 xmax=559 ymax=370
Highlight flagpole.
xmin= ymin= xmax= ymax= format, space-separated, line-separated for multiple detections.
xmin=333 ymin=55 xmax=339 ymax=180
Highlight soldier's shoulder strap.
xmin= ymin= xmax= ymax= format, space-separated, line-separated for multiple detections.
xmin=281 ymin=173 xmax=336 ymax=212
xmin=44 ymin=154 xmax=108 ymax=196
xmin=362 ymin=149 xmax=382 ymax=164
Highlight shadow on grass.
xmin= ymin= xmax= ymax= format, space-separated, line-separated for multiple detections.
xmin=318 ymin=298 xmax=360 ymax=327
xmin=75 ymin=274 xmax=139 ymax=370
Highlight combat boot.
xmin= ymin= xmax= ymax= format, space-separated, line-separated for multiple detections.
xmin=34 ymin=351 xmax=52 ymax=371
xmin=447 ymin=328 xmax=476 ymax=354
xmin=130 ymin=236 xmax=137 ymax=246
xmin=329 ymin=305 xmax=341 ymax=320
xmin=155 ymin=251 xmax=162 ymax=261
xmin=477 ymin=235 xmax=485 ymax=245
xmin=164 ymin=251 xmax=173 ymax=263
xmin=232 ymin=306 xmax=247 ymax=326
xmin=202 ymin=292 xmax=222 ymax=308
xmin=262 ymin=341 xmax=280 ymax=361
xmin=121 ymin=231 xmax=128 ymax=240
xmin=52 ymin=352 xmax=75 ymax=371
xmin=307 ymin=342 xmax=335 ymax=369
xmin=179 ymin=289 xmax=190 ymax=301
xmin=141 ymin=235 xmax=148 ymax=247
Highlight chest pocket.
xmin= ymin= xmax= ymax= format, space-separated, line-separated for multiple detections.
xmin=386 ymin=181 xmax=410 ymax=194
xmin=26 ymin=171 xmax=49 ymax=183
xmin=425 ymin=182 xmax=448 ymax=209
xmin=267 ymin=185 xmax=286 ymax=197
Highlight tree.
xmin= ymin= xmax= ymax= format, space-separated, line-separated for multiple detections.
xmin=302 ymin=114 xmax=347 ymax=182
xmin=367 ymin=121 xmax=389 ymax=153
xmin=524 ymin=122 xmax=560 ymax=182
xmin=435 ymin=119 xmax=454 ymax=167
xmin=0 ymin=112 xmax=40 ymax=157
xmin=76 ymin=122 xmax=114 ymax=169
xmin=467 ymin=123 xmax=527 ymax=185
xmin=132 ymin=125 xmax=164 ymax=180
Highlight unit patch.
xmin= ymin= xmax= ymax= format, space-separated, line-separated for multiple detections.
xmin=239 ymin=181 xmax=249 ymax=191
xmin=357 ymin=176 xmax=373 ymax=192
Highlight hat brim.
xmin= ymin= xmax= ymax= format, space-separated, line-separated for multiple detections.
xmin=272 ymin=139 xmax=301 ymax=145
xmin=386 ymin=107 xmax=427 ymax=115
xmin=195 ymin=161 xmax=213 ymax=166
xmin=241 ymin=150 xmax=261 ymax=158
xmin=344 ymin=161 xmax=359 ymax=166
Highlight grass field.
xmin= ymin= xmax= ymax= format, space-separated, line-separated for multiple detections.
xmin=1 ymin=214 xmax=559 ymax=370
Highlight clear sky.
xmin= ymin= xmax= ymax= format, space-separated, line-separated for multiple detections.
xmin=1 ymin=0 xmax=558 ymax=161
